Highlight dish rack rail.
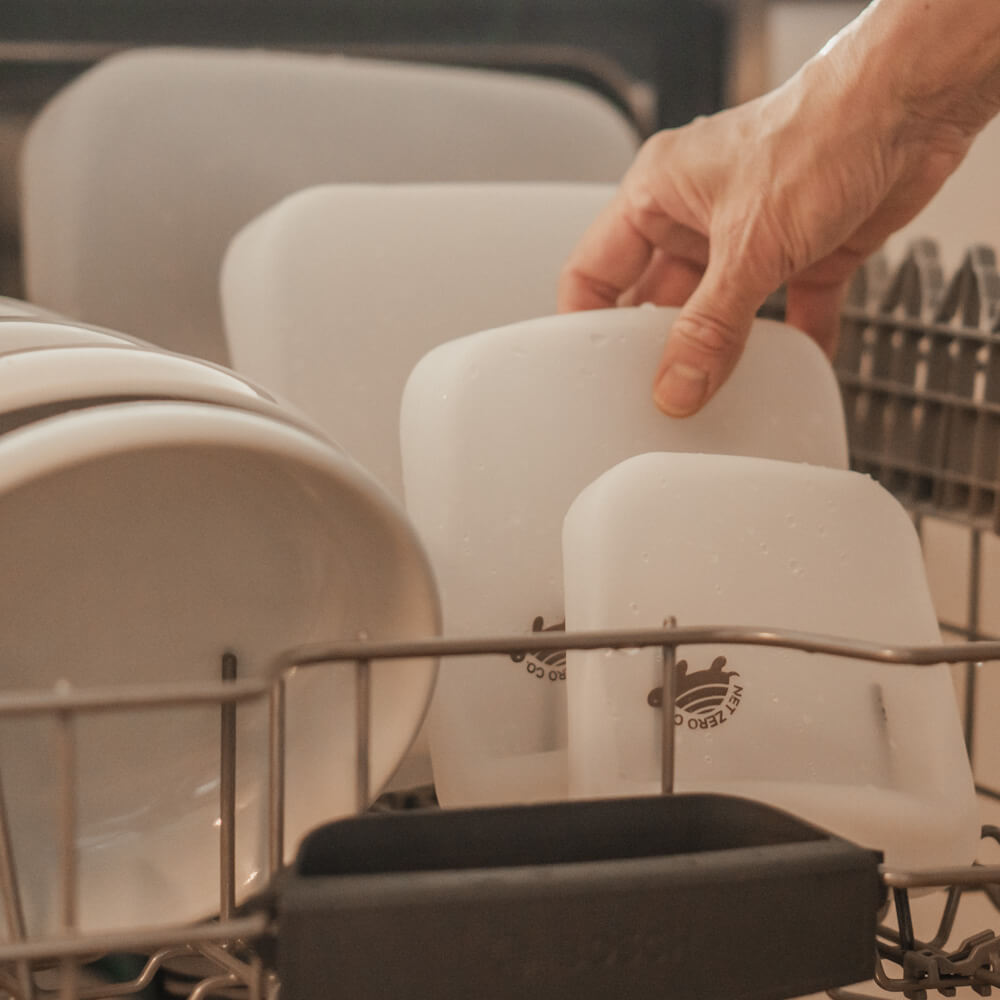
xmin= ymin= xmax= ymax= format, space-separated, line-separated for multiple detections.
xmin=4 ymin=238 xmax=1000 ymax=1000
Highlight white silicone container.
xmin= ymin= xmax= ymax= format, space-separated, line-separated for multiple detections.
xmin=562 ymin=452 xmax=979 ymax=871
xmin=400 ymin=305 xmax=850 ymax=807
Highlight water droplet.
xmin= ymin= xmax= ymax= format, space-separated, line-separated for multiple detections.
xmin=703 ymin=754 xmax=713 ymax=765
xmin=771 ymin=696 xmax=780 ymax=705
xmin=640 ymin=551 xmax=650 ymax=564
xmin=713 ymin=583 xmax=723 ymax=594
xmin=629 ymin=602 xmax=640 ymax=615
xmin=788 ymin=559 xmax=803 ymax=576
xmin=759 ymin=542 xmax=769 ymax=554
xmin=785 ymin=513 xmax=798 ymax=528
xmin=440 ymin=392 xmax=449 ymax=401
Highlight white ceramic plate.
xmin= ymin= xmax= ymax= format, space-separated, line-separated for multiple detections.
xmin=0 ymin=344 xmax=332 ymax=442
xmin=0 ymin=322 xmax=328 ymax=434
xmin=0 ymin=401 xmax=440 ymax=938
xmin=0 ymin=318 xmax=152 ymax=352
xmin=0 ymin=297 xmax=66 ymax=320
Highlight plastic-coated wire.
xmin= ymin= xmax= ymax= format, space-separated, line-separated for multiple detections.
xmin=267 ymin=680 xmax=286 ymax=880
xmin=274 ymin=624 xmax=1000 ymax=676
xmin=893 ymin=889 xmax=915 ymax=953
xmin=355 ymin=658 xmax=371 ymax=815
xmin=660 ymin=617 xmax=677 ymax=794
xmin=220 ymin=653 xmax=238 ymax=922
xmin=0 ymin=915 xmax=271 ymax=965
xmin=965 ymin=531 xmax=983 ymax=761
xmin=0 ymin=621 xmax=996 ymax=999
xmin=68 ymin=947 xmax=195 ymax=1000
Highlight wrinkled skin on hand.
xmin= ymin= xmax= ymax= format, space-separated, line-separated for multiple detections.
xmin=558 ymin=0 xmax=1000 ymax=417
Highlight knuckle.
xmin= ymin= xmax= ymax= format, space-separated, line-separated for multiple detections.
xmin=558 ymin=261 xmax=622 ymax=308
xmin=637 ymin=128 xmax=675 ymax=164
xmin=671 ymin=309 xmax=743 ymax=359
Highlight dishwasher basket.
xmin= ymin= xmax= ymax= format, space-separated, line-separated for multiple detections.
xmin=2 ymin=239 xmax=1000 ymax=1000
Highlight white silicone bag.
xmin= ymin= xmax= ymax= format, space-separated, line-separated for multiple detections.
xmin=562 ymin=452 xmax=979 ymax=871
xmin=400 ymin=305 xmax=849 ymax=807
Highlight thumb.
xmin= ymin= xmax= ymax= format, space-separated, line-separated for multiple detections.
xmin=652 ymin=258 xmax=769 ymax=417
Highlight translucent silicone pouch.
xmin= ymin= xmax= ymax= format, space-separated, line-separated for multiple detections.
xmin=401 ymin=306 xmax=849 ymax=807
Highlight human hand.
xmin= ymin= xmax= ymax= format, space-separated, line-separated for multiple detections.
xmin=558 ymin=1 xmax=991 ymax=417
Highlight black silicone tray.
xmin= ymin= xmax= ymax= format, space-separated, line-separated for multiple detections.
xmin=277 ymin=793 xmax=883 ymax=1000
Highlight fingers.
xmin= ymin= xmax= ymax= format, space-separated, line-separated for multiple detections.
xmin=557 ymin=191 xmax=657 ymax=311
xmin=621 ymin=249 xmax=706 ymax=308
xmin=652 ymin=255 xmax=772 ymax=417
xmin=785 ymin=277 xmax=851 ymax=358
xmin=557 ymin=141 xmax=709 ymax=312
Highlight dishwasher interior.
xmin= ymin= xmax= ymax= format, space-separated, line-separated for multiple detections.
xmin=0 ymin=239 xmax=997 ymax=1000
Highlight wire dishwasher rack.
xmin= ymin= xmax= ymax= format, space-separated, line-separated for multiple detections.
xmin=4 ymin=239 xmax=1000 ymax=1000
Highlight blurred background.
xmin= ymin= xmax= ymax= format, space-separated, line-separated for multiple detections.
xmin=0 ymin=0 xmax=867 ymax=301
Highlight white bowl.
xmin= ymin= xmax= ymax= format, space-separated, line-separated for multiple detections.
xmin=0 ymin=298 xmax=66 ymax=321
xmin=0 ymin=344 xmax=334 ymax=444
xmin=0 ymin=400 xmax=439 ymax=937
xmin=0 ymin=318 xmax=151 ymax=352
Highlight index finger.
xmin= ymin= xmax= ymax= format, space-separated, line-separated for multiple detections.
xmin=557 ymin=188 xmax=657 ymax=312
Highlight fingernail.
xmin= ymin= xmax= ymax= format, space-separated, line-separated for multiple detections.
xmin=654 ymin=363 xmax=709 ymax=416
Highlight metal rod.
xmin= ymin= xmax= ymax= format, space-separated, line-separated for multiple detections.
xmin=840 ymin=306 xmax=1000 ymax=347
xmin=68 ymin=947 xmax=194 ymax=1000
xmin=268 ymin=678 xmax=286 ymax=879
xmin=892 ymin=889 xmax=915 ymax=953
xmin=0 ymin=679 xmax=268 ymax=718
xmin=0 ymin=765 xmax=35 ymax=1000
xmin=881 ymin=862 xmax=1000 ymax=889
xmin=248 ymin=952 xmax=265 ymax=1000
xmin=188 ymin=973 xmax=239 ymax=1000
xmin=660 ymin=617 xmax=678 ymax=795
xmin=57 ymin=957 xmax=77 ymax=1000
xmin=964 ymin=530 xmax=983 ymax=760
xmin=0 ymin=914 xmax=270 ymax=963
xmin=0 ymin=625 xmax=984 ymax=719
xmin=54 ymin=703 xmax=77 ymax=1000
xmin=355 ymin=659 xmax=371 ymax=814
xmin=276 ymin=625 xmax=1000 ymax=673
xmin=929 ymin=885 xmax=963 ymax=949
xmin=219 ymin=652 xmax=238 ymax=922
xmin=197 ymin=940 xmax=261 ymax=980
xmin=55 ymin=707 xmax=77 ymax=936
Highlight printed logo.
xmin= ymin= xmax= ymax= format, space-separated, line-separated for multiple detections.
xmin=510 ymin=616 xmax=566 ymax=682
xmin=648 ymin=655 xmax=743 ymax=730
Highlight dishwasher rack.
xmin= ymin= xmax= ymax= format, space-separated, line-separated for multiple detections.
xmin=3 ymin=238 xmax=1000 ymax=1000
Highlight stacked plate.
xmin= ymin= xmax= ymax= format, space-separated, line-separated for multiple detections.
xmin=0 ymin=311 xmax=440 ymax=938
